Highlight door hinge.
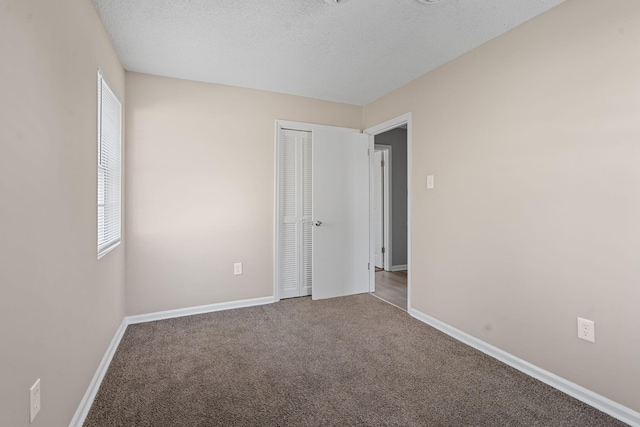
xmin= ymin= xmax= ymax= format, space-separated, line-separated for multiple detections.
xmin=382 ymin=247 xmax=386 ymax=254
xmin=368 ymin=148 xmax=370 ymax=156
xmin=381 ymin=160 xmax=385 ymax=167
xmin=367 ymin=262 xmax=370 ymax=270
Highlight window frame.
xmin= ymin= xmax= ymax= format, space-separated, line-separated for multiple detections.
xmin=97 ymin=69 xmax=122 ymax=259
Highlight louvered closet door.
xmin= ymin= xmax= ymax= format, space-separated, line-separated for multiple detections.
xmin=278 ymin=129 xmax=312 ymax=299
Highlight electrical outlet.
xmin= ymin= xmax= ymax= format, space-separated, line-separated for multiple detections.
xmin=233 ymin=263 xmax=243 ymax=275
xmin=30 ymin=378 xmax=41 ymax=423
xmin=577 ymin=317 xmax=595 ymax=343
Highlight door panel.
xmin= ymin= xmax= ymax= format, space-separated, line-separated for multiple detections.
xmin=278 ymin=129 xmax=312 ymax=299
xmin=374 ymin=150 xmax=384 ymax=269
xmin=312 ymin=129 xmax=370 ymax=300
xmin=300 ymin=133 xmax=313 ymax=297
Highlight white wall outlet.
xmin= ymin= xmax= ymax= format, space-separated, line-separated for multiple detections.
xmin=427 ymin=175 xmax=434 ymax=189
xmin=577 ymin=317 xmax=595 ymax=343
xmin=30 ymin=378 xmax=41 ymax=423
xmin=233 ymin=262 xmax=243 ymax=275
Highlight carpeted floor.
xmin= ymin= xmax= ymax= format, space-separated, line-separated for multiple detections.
xmin=84 ymin=294 xmax=626 ymax=426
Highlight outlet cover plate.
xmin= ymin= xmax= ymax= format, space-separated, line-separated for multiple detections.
xmin=30 ymin=378 xmax=41 ymax=422
xmin=234 ymin=263 xmax=243 ymax=275
xmin=577 ymin=317 xmax=595 ymax=343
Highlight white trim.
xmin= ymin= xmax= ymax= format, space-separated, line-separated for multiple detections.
xmin=374 ymin=145 xmax=392 ymax=271
xmin=68 ymin=318 xmax=128 ymax=427
xmin=126 ymin=296 xmax=276 ymax=325
xmin=96 ymin=68 xmax=123 ymax=104
xmin=390 ymin=264 xmax=407 ymax=272
xmin=383 ymin=149 xmax=391 ymax=270
xmin=407 ymin=113 xmax=412 ymax=317
xmin=373 ymin=146 xmax=392 ymax=271
xmin=275 ymin=120 xmax=360 ymax=134
xmin=409 ymin=308 xmax=640 ymax=427
xmin=364 ymin=113 xmax=412 ymax=310
xmin=364 ymin=113 xmax=412 ymax=137
xmin=273 ymin=122 xmax=281 ymax=302
xmin=96 ymin=241 xmax=120 ymax=260
xmin=368 ymin=138 xmax=376 ymax=290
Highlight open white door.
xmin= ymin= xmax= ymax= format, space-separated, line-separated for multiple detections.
xmin=373 ymin=150 xmax=384 ymax=269
xmin=312 ymin=128 xmax=370 ymax=300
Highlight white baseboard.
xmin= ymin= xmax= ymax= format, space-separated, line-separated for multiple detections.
xmin=409 ymin=308 xmax=640 ymax=427
xmin=390 ymin=264 xmax=407 ymax=272
xmin=70 ymin=295 xmax=275 ymax=426
xmin=126 ymin=296 xmax=276 ymax=324
xmin=68 ymin=318 xmax=128 ymax=427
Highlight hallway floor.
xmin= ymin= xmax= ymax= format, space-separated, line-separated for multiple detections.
xmin=372 ymin=270 xmax=407 ymax=310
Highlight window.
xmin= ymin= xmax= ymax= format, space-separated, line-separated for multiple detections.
xmin=97 ymin=70 xmax=122 ymax=258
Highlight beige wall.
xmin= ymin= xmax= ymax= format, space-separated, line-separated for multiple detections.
xmin=364 ymin=0 xmax=640 ymax=412
xmin=0 ymin=0 xmax=125 ymax=426
xmin=125 ymin=73 xmax=361 ymax=315
xmin=2 ymin=0 xmax=638 ymax=423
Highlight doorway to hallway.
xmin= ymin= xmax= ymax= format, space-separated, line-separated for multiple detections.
xmin=365 ymin=113 xmax=412 ymax=311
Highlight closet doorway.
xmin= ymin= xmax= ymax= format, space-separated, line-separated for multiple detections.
xmin=274 ymin=121 xmax=370 ymax=301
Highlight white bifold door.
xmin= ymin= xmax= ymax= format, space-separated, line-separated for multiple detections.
xmin=277 ymin=125 xmax=370 ymax=300
xmin=278 ymin=129 xmax=313 ymax=299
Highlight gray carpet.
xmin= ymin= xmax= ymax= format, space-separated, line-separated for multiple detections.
xmin=84 ymin=294 xmax=625 ymax=426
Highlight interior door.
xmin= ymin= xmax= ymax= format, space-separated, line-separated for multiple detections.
xmin=373 ymin=150 xmax=384 ymax=269
xmin=312 ymin=128 xmax=370 ymax=300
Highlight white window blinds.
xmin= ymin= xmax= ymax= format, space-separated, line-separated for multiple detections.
xmin=97 ymin=71 xmax=122 ymax=258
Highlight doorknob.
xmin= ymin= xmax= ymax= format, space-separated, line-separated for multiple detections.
xmin=313 ymin=221 xmax=323 ymax=227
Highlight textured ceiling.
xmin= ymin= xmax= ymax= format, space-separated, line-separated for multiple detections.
xmin=93 ymin=0 xmax=565 ymax=106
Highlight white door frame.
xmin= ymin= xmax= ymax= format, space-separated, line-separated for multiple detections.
xmin=364 ymin=113 xmax=412 ymax=311
xmin=273 ymin=120 xmax=363 ymax=302
xmin=374 ymin=145 xmax=392 ymax=271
